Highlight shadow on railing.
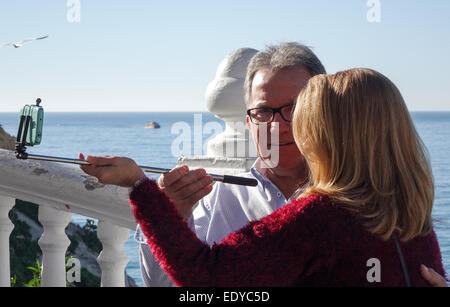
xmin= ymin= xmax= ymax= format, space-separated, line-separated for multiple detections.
xmin=0 ymin=149 xmax=136 ymax=287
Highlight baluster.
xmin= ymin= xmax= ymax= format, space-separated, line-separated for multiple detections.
xmin=0 ymin=196 xmax=15 ymax=287
xmin=97 ymin=220 xmax=130 ymax=287
xmin=38 ymin=206 xmax=72 ymax=287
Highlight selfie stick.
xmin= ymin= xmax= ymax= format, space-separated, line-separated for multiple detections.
xmin=14 ymin=99 xmax=258 ymax=187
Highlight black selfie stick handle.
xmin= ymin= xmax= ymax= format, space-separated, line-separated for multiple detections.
xmin=222 ymin=175 xmax=258 ymax=187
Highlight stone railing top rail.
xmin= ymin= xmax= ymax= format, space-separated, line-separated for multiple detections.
xmin=0 ymin=149 xmax=136 ymax=230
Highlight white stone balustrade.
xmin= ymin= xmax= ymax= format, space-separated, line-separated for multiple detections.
xmin=38 ymin=206 xmax=72 ymax=287
xmin=97 ymin=220 xmax=130 ymax=287
xmin=0 ymin=196 xmax=15 ymax=287
xmin=0 ymin=149 xmax=136 ymax=287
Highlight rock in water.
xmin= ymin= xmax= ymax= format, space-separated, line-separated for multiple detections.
xmin=145 ymin=121 xmax=160 ymax=129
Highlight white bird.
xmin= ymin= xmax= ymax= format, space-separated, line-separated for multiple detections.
xmin=1 ymin=35 xmax=49 ymax=48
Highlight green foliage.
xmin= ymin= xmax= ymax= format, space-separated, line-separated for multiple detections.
xmin=83 ymin=219 xmax=97 ymax=232
xmin=22 ymin=260 xmax=41 ymax=287
xmin=78 ymin=268 xmax=101 ymax=287
xmin=10 ymin=276 xmax=16 ymax=287
xmin=9 ymin=206 xmax=41 ymax=286
xmin=9 ymin=201 xmax=104 ymax=287
xmin=14 ymin=199 xmax=41 ymax=225
xmin=11 ymin=254 xmax=101 ymax=287
xmin=67 ymin=234 xmax=79 ymax=254
xmin=80 ymin=219 xmax=102 ymax=254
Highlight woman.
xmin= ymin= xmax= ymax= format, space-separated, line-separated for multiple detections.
xmin=80 ymin=68 xmax=446 ymax=286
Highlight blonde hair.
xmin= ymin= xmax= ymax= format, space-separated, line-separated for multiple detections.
xmin=292 ymin=68 xmax=434 ymax=242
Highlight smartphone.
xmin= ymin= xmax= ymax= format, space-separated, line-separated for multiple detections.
xmin=17 ymin=102 xmax=44 ymax=146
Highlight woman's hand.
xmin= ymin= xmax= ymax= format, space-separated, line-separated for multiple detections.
xmin=78 ymin=153 xmax=146 ymax=188
xmin=420 ymin=264 xmax=448 ymax=287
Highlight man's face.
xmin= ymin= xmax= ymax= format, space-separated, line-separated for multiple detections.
xmin=246 ymin=66 xmax=311 ymax=176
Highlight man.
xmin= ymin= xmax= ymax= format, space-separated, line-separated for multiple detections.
xmin=132 ymin=42 xmax=448 ymax=287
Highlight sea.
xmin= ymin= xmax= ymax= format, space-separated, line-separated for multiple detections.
xmin=0 ymin=111 xmax=449 ymax=286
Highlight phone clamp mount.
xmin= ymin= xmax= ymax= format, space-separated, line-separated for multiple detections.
xmin=15 ymin=98 xmax=43 ymax=160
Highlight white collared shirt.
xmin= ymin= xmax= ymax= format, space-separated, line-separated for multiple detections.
xmin=134 ymin=162 xmax=303 ymax=287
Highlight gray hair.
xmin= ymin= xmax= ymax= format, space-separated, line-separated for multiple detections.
xmin=244 ymin=42 xmax=326 ymax=104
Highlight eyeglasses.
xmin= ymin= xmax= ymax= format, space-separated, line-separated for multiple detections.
xmin=246 ymin=104 xmax=294 ymax=124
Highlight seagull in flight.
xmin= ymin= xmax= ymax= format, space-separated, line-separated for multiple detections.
xmin=1 ymin=35 xmax=49 ymax=48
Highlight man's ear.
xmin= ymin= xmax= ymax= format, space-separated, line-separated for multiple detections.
xmin=246 ymin=115 xmax=250 ymax=129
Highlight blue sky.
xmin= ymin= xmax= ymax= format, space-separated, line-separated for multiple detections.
xmin=1 ymin=0 xmax=449 ymax=112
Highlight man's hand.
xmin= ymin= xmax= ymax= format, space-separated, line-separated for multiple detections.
xmin=78 ymin=153 xmax=146 ymax=188
xmin=158 ymin=165 xmax=213 ymax=220
xmin=421 ymin=264 xmax=448 ymax=287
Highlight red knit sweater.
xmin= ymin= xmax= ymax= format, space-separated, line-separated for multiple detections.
xmin=129 ymin=178 xmax=446 ymax=287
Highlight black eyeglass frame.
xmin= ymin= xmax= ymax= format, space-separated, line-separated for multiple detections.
xmin=246 ymin=104 xmax=294 ymax=124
